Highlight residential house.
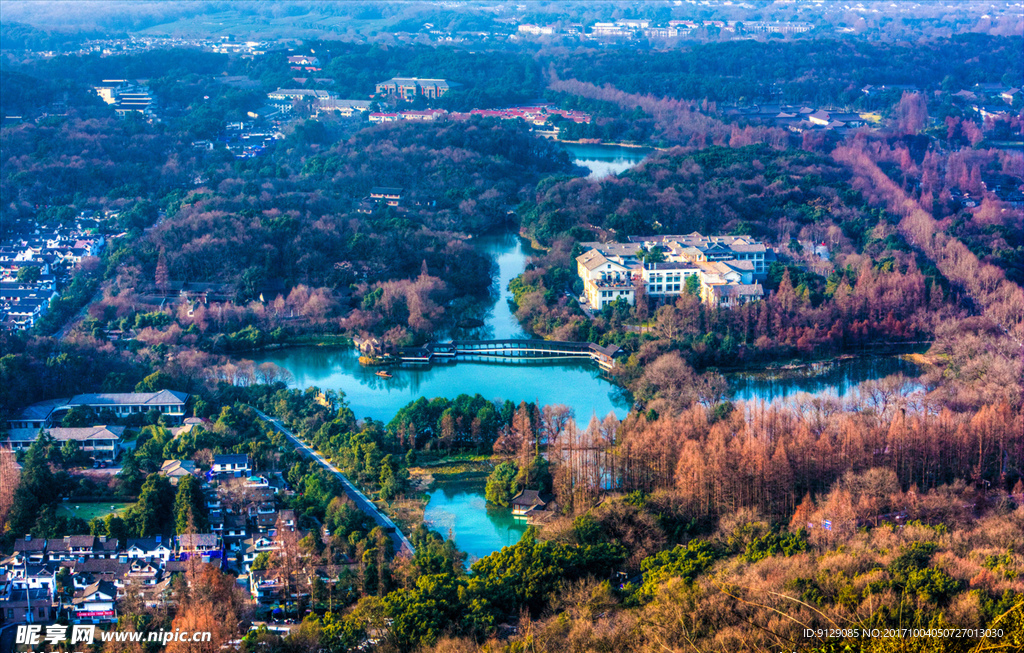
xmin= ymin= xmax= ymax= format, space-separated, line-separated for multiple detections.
xmin=223 ymin=514 xmax=249 ymax=542
xmin=5 ymin=564 xmax=57 ymax=592
xmin=176 ymin=533 xmax=223 ymax=562
xmin=159 ymin=459 xmax=198 ymax=484
xmin=212 ymin=454 xmax=251 ymax=477
xmin=93 ymin=536 xmax=120 ymax=559
xmin=125 ymin=560 xmax=161 ymax=586
xmin=241 ymin=535 xmax=279 ymax=568
xmin=124 ymin=536 xmax=172 ymax=563
xmin=138 ymin=577 xmax=173 ymax=609
xmin=249 ymin=570 xmax=284 ymax=603
xmin=13 ymin=537 xmax=47 ymax=565
xmin=61 ymin=559 xmax=131 ymax=590
xmin=0 ymin=586 xmax=55 ymax=624
xmin=70 ymin=580 xmax=117 ymax=624
xmin=47 ymin=536 xmax=99 ymax=563
xmin=277 ymin=509 xmax=297 ymax=531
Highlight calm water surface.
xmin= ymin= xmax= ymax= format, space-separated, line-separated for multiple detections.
xmin=729 ymin=356 xmax=921 ymax=404
xmin=560 ymin=142 xmax=651 ymax=179
xmin=421 ymin=481 xmax=529 ymax=564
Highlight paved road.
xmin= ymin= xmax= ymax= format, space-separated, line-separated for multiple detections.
xmin=250 ymin=407 xmax=415 ymax=557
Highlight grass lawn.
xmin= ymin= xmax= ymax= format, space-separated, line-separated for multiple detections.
xmin=57 ymin=502 xmax=131 ymax=523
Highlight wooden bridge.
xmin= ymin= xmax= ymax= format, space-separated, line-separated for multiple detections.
xmin=397 ymin=339 xmax=620 ymax=370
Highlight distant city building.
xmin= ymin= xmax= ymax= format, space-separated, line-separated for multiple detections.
xmin=517 ymin=24 xmax=556 ymax=35
xmin=267 ymin=88 xmax=336 ymax=111
xmin=743 ymin=21 xmax=813 ymax=34
xmin=369 ymin=187 xmax=404 ymax=207
xmin=314 ymin=98 xmax=372 ymax=117
xmin=374 ymin=77 xmax=461 ymax=100
xmin=93 ymin=80 xmax=156 ymax=117
xmin=286 ymin=55 xmax=320 ymax=70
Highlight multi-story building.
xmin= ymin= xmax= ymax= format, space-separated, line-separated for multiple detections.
xmin=374 ymin=77 xmax=460 ymax=100
xmin=576 ymin=233 xmax=772 ymax=310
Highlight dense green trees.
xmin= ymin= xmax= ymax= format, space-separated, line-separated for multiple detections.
xmin=173 ymin=475 xmax=208 ymax=534
xmin=388 ymin=393 xmax=506 ymax=453
xmin=483 ymin=461 xmax=518 ymax=507
xmin=123 ymin=474 xmax=174 ymax=537
xmin=8 ymin=434 xmax=62 ymax=535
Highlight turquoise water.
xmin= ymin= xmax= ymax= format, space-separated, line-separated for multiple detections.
xmin=252 ymin=345 xmax=630 ymax=424
xmin=421 ymin=481 xmax=529 ymax=564
xmin=250 ymin=231 xmax=630 ymax=424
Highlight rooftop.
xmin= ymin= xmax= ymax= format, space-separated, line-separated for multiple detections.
xmin=69 ymin=390 xmax=188 ymax=406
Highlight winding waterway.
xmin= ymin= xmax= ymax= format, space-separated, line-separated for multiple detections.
xmin=251 ymin=144 xmax=920 ymax=559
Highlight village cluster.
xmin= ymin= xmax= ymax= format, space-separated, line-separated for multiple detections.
xmin=1 ymin=390 xmax=332 ymax=624
xmin=0 ymin=216 xmax=109 ymax=330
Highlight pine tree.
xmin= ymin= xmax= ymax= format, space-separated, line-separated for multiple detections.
xmin=174 ymin=475 xmax=208 ymax=535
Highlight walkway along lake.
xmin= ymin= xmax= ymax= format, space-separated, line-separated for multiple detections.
xmin=250 ymin=145 xmax=920 ymax=559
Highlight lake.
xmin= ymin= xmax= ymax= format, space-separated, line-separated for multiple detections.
xmin=559 ymin=142 xmax=652 ymax=179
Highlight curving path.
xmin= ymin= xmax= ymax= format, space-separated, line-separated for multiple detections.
xmin=250 ymin=407 xmax=415 ymax=557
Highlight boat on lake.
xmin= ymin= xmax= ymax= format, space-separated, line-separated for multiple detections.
xmin=375 ymin=370 xmax=393 ymax=379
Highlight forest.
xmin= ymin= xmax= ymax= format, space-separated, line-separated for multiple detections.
xmin=551 ymin=35 xmax=1024 ymax=107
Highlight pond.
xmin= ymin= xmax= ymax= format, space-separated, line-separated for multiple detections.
xmin=252 ymin=231 xmax=631 ymax=424
xmin=421 ymin=481 xmax=529 ymax=564
xmin=560 ymin=142 xmax=652 ymax=179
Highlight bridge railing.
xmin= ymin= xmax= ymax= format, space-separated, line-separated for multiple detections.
xmin=396 ymin=338 xmax=620 ymax=368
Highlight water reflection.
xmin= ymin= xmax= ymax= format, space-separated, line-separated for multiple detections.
xmin=252 ymin=345 xmax=630 ymax=423
xmin=727 ymin=356 xmax=921 ymax=404
xmin=422 ymin=481 xmax=528 ymax=563
xmin=559 ymin=142 xmax=651 ymax=179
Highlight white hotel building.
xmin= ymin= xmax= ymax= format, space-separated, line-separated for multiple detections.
xmin=577 ymin=233 xmax=771 ymax=310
